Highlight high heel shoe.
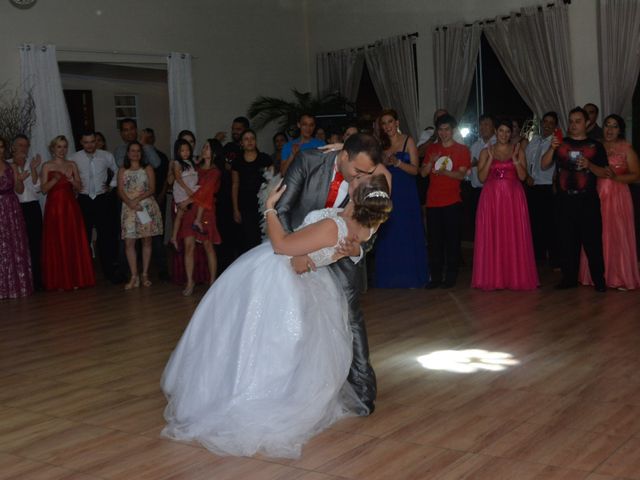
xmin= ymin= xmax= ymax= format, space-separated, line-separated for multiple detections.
xmin=141 ymin=274 xmax=152 ymax=287
xmin=124 ymin=275 xmax=140 ymax=290
xmin=182 ymin=283 xmax=195 ymax=296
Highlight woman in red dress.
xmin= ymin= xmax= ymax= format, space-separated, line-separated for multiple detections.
xmin=40 ymin=135 xmax=95 ymax=290
xmin=176 ymin=138 xmax=222 ymax=296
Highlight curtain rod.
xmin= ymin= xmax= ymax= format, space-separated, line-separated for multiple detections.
xmin=434 ymin=2 xmax=560 ymax=30
xmin=51 ymin=46 xmax=196 ymax=59
xmin=324 ymin=32 xmax=419 ymax=55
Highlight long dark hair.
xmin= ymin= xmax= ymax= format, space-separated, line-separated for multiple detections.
xmin=123 ymin=141 xmax=147 ymax=169
xmin=378 ymin=108 xmax=399 ymax=151
xmin=603 ymin=114 xmax=626 ymax=139
xmin=173 ymin=138 xmax=195 ymax=171
xmin=206 ymin=138 xmax=225 ymax=169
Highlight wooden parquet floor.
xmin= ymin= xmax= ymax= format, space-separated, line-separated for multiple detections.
xmin=1 ymin=266 xmax=640 ymax=479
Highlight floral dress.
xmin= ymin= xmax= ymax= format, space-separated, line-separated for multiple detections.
xmin=121 ymin=168 xmax=163 ymax=239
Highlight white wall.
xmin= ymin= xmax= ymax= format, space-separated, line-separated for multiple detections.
xmin=306 ymin=0 xmax=602 ymax=128
xmin=0 ymin=0 xmax=309 ymax=152
xmin=60 ymin=74 xmax=171 ymax=155
xmin=0 ymin=0 xmax=604 ymax=150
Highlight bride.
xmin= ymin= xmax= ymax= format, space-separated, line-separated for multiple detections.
xmin=161 ymin=174 xmax=392 ymax=459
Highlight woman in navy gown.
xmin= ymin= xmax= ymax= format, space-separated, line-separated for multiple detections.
xmin=374 ymin=109 xmax=428 ymax=288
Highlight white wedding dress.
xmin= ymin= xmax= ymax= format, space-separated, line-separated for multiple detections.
xmin=161 ymin=208 xmax=363 ymax=459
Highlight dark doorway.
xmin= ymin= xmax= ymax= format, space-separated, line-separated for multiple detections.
xmin=64 ymin=89 xmax=95 ymax=148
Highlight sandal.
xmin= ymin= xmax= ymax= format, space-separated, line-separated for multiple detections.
xmin=182 ymin=283 xmax=195 ymax=296
xmin=141 ymin=274 xmax=152 ymax=287
xmin=124 ymin=275 xmax=140 ymax=290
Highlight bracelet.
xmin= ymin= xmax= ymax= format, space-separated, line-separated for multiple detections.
xmin=263 ymin=208 xmax=278 ymax=218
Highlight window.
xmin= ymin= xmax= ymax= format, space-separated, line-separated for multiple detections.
xmin=114 ymin=94 xmax=138 ymax=128
xmin=460 ymin=33 xmax=532 ymax=145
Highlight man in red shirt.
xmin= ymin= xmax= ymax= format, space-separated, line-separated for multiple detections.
xmin=421 ymin=114 xmax=471 ymax=288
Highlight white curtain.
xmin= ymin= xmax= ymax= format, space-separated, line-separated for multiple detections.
xmin=316 ymin=48 xmax=365 ymax=102
xmin=483 ymin=4 xmax=574 ymax=130
xmin=20 ymin=44 xmax=75 ymax=159
xmin=364 ymin=35 xmax=420 ymax=139
xmin=167 ymin=52 xmax=196 ymax=144
xmin=433 ymin=22 xmax=482 ymax=120
xmin=598 ymin=0 xmax=640 ymax=117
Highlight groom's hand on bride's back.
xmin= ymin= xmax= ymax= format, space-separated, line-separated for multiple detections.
xmin=335 ymin=236 xmax=360 ymax=258
xmin=291 ymin=255 xmax=317 ymax=274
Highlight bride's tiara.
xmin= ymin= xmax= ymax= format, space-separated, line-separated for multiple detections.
xmin=364 ymin=191 xmax=390 ymax=200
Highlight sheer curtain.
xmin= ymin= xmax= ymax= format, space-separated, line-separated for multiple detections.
xmin=316 ymin=48 xmax=365 ymax=102
xmin=483 ymin=4 xmax=574 ymax=130
xmin=432 ymin=22 xmax=481 ymax=120
xmin=364 ymin=35 xmax=420 ymax=139
xmin=20 ymin=44 xmax=75 ymax=159
xmin=167 ymin=52 xmax=196 ymax=144
xmin=599 ymin=0 xmax=640 ymax=117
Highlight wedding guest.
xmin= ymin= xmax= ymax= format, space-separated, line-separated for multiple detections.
xmin=315 ymin=126 xmax=327 ymax=142
xmin=584 ymin=103 xmax=603 ymax=141
xmin=70 ymin=131 xmax=119 ymax=282
xmin=40 ymin=135 xmax=95 ymax=291
xmin=421 ymin=114 xmax=471 ymax=288
xmin=169 ymin=139 xmax=198 ymax=251
xmin=216 ymin=117 xmax=249 ymax=272
xmin=326 ymin=127 xmax=342 ymax=145
xmin=510 ymin=119 xmax=523 ymax=144
xmin=466 ymin=114 xmax=496 ymax=238
xmin=8 ymin=134 xmax=42 ymax=289
xmin=524 ymin=111 xmax=560 ymax=266
xmin=0 ymin=137 xmax=33 ymax=299
xmin=343 ymin=124 xmax=359 ymax=142
xmin=179 ymin=138 xmax=223 ymax=296
xmin=280 ymin=113 xmax=325 ymax=175
xmin=95 ymin=132 xmax=107 ymax=150
xmin=164 ymin=130 xmax=197 ymax=248
xmin=472 ymin=119 xmax=538 ymax=290
xmin=117 ymin=141 xmax=163 ymax=290
xmin=271 ymin=131 xmax=287 ymax=173
xmin=374 ymin=109 xmax=427 ymax=288
xmin=113 ymin=118 xmax=161 ymax=168
xmin=232 ymin=129 xmax=273 ymax=252
xmin=542 ymin=107 xmax=609 ymax=291
xmin=579 ymin=114 xmax=640 ymax=289
xmin=141 ymin=127 xmax=170 ymax=281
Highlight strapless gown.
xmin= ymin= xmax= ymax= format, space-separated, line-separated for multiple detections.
xmin=472 ymin=159 xmax=538 ymax=290
xmin=41 ymin=173 xmax=95 ymax=290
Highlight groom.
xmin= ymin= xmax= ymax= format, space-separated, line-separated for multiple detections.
xmin=277 ymin=133 xmax=388 ymax=415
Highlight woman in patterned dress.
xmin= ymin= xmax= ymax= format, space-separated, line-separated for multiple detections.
xmin=117 ymin=141 xmax=163 ymax=289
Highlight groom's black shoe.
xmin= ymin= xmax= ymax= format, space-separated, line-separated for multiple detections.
xmin=357 ymin=401 xmax=375 ymax=416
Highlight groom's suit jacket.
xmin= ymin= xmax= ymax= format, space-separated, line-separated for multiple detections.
xmin=277 ymin=148 xmax=343 ymax=232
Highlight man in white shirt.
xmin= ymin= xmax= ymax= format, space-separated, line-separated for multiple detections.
xmin=523 ymin=111 xmax=560 ymax=266
xmin=8 ymin=134 xmax=43 ymax=289
xmin=71 ymin=131 xmax=120 ymax=282
xmin=465 ymin=114 xmax=496 ymax=238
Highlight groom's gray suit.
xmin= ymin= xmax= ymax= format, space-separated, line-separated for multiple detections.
xmin=277 ymin=148 xmax=376 ymax=412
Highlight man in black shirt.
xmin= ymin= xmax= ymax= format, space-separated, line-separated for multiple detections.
xmin=542 ymin=107 xmax=608 ymax=291
xmin=215 ymin=116 xmax=250 ymax=271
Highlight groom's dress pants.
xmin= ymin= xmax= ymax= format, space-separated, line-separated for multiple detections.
xmin=330 ymin=256 xmax=376 ymax=408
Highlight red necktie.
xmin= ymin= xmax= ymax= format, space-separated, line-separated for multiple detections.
xmin=325 ymin=171 xmax=344 ymax=208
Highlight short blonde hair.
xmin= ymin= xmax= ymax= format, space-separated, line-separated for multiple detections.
xmin=48 ymin=135 xmax=68 ymax=155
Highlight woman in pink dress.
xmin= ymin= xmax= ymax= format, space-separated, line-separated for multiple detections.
xmin=472 ymin=119 xmax=538 ymax=290
xmin=579 ymin=114 xmax=640 ymax=290
xmin=0 ymin=137 xmax=33 ymax=299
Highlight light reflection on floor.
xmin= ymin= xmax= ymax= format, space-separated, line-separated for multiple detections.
xmin=417 ymin=349 xmax=520 ymax=373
